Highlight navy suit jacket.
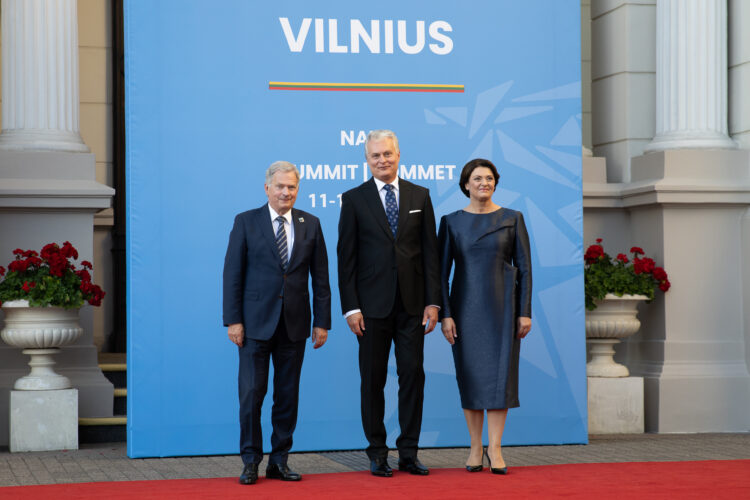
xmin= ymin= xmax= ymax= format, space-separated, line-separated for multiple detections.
xmin=223 ymin=204 xmax=331 ymax=341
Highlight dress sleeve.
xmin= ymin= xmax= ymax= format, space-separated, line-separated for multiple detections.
xmin=513 ymin=212 xmax=532 ymax=318
xmin=437 ymin=215 xmax=453 ymax=320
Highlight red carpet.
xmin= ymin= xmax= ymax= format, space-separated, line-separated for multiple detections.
xmin=2 ymin=460 xmax=749 ymax=499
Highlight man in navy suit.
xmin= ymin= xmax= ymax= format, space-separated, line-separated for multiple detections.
xmin=223 ymin=161 xmax=331 ymax=485
xmin=337 ymin=130 xmax=441 ymax=477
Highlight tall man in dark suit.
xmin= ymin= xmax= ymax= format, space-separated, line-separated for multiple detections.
xmin=223 ymin=161 xmax=331 ymax=485
xmin=337 ymin=130 xmax=441 ymax=477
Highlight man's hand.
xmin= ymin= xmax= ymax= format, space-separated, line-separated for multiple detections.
xmin=517 ymin=316 xmax=532 ymax=339
xmin=312 ymin=327 xmax=328 ymax=349
xmin=228 ymin=323 xmax=244 ymax=347
xmin=346 ymin=312 xmax=366 ymax=337
xmin=441 ymin=317 xmax=457 ymax=345
xmin=422 ymin=305 xmax=438 ymax=334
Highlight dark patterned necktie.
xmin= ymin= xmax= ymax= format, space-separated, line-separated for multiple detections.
xmin=275 ymin=216 xmax=288 ymax=270
xmin=384 ymin=184 xmax=398 ymax=236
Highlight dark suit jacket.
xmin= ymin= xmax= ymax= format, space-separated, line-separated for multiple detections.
xmin=337 ymin=178 xmax=441 ymax=318
xmin=223 ymin=204 xmax=331 ymax=341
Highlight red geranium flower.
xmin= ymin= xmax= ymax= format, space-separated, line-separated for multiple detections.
xmin=641 ymin=257 xmax=655 ymax=274
xmin=630 ymin=246 xmax=645 ymax=255
xmin=653 ymin=267 xmax=668 ymax=281
xmin=616 ymin=253 xmax=629 ymax=263
xmin=60 ymin=241 xmax=79 ymax=260
xmin=633 ymin=258 xmax=644 ymax=274
xmin=8 ymin=260 xmax=29 ymax=273
xmin=25 ymin=256 xmax=42 ymax=268
xmin=40 ymin=243 xmax=59 ymax=260
xmin=584 ymin=244 xmax=605 ymax=264
xmin=659 ymin=279 xmax=671 ymax=292
xmin=1 ymin=241 xmax=106 ymax=309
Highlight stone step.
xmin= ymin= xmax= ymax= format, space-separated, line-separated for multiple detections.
xmin=98 ymin=352 xmax=126 ymax=389
xmin=113 ymin=387 xmax=127 ymax=415
xmin=83 ymin=353 xmax=127 ymax=443
xmin=79 ymin=416 xmax=127 ymax=443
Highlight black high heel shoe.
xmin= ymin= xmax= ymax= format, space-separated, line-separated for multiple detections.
xmin=466 ymin=448 xmax=484 ymax=472
xmin=486 ymin=449 xmax=508 ymax=475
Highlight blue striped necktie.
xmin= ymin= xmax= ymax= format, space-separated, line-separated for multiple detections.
xmin=275 ymin=216 xmax=288 ymax=270
xmin=384 ymin=184 xmax=398 ymax=236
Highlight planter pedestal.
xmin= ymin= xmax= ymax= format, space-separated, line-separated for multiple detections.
xmin=10 ymin=389 xmax=78 ymax=452
xmin=16 ymin=348 xmax=72 ymax=390
xmin=586 ymin=294 xmax=647 ymax=434
xmin=587 ymin=340 xmax=630 ymax=377
xmin=1 ymin=300 xmax=83 ymax=451
xmin=588 ymin=377 xmax=645 ymax=434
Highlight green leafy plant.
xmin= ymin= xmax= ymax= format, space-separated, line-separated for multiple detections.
xmin=584 ymin=239 xmax=670 ymax=311
xmin=0 ymin=242 xmax=105 ymax=309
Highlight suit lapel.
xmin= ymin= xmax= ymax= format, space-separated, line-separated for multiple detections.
xmin=258 ymin=204 xmax=284 ymax=270
xmin=362 ymin=178 xmax=395 ymax=240
xmin=395 ymin=180 xmax=411 ymax=240
xmin=287 ymin=209 xmax=307 ymax=271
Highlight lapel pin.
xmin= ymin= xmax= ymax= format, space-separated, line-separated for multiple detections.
xmin=298 ymin=217 xmax=304 ymax=222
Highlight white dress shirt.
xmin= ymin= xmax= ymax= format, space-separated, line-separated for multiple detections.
xmin=373 ymin=176 xmax=399 ymax=210
xmin=269 ymin=204 xmax=294 ymax=262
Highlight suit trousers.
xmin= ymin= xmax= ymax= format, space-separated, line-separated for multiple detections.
xmin=238 ymin=313 xmax=306 ymax=466
xmin=358 ymin=289 xmax=425 ymax=461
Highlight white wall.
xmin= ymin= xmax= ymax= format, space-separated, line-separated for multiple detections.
xmin=591 ymin=0 xmax=655 ymax=183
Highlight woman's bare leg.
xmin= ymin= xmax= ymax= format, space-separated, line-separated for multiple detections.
xmin=463 ymin=408 xmax=484 ymax=466
xmin=487 ymin=409 xmax=508 ymax=468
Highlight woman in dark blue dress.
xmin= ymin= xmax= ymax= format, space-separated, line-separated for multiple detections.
xmin=438 ymin=159 xmax=532 ymax=474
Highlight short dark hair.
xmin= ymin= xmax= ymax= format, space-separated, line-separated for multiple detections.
xmin=459 ymin=158 xmax=500 ymax=197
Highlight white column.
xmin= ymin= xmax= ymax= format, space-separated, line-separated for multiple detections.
xmin=0 ymin=0 xmax=89 ymax=152
xmin=728 ymin=0 xmax=750 ymax=148
xmin=646 ymin=0 xmax=737 ymax=152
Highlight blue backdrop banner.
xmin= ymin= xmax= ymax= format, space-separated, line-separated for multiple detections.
xmin=125 ymin=0 xmax=585 ymax=458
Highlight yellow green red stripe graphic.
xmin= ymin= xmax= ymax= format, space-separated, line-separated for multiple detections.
xmin=268 ymin=81 xmax=464 ymax=93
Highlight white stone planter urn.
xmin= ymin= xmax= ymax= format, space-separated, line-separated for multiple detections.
xmin=1 ymin=299 xmax=83 ymax=390
xmin=585 ymin=294 xmax=648 ymax=377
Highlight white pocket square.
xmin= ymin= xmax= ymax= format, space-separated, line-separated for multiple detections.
xmin=409 ymin=209 xmax=422 ymax=214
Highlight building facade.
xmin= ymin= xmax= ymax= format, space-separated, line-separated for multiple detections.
xmin=0 ymin=0 xmax=748 ymax=446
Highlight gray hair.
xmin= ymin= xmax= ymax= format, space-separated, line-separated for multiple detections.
xmin=365 ymin=129 xmax=400 ymax=156
xmin=265 ymin=161 xmax=300 ymax=185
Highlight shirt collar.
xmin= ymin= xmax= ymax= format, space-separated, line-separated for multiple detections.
xmin=268 ymin=204 xmax=293 ymax=225
xmin=373 ymin=176 xmax=399 ymax=193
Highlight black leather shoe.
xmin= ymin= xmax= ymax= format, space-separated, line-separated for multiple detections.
xmin=398 ymin=458 xmax=429 ymax=475
xmin=370 ymin=458 xmax=393 ymax=477
xmin=239 ymin=463 xmax=258 ymax=485
xmin=266 ymin=463 xmax=302 ymax=481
